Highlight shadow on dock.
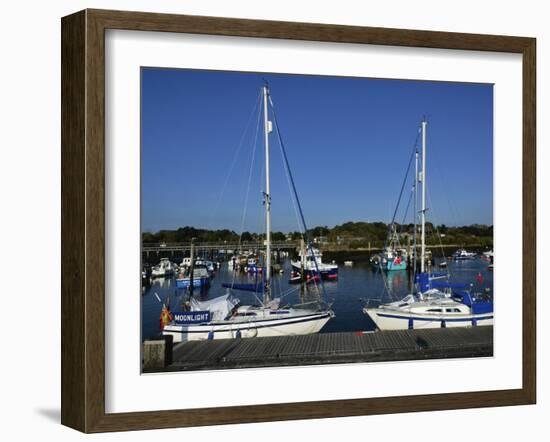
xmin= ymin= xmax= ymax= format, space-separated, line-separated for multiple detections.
xmin=143 ymin=326 xmax=493 ymax=373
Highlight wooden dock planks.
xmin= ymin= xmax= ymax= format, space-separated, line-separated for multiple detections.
xmin=153 ymin=326 xmax=493 ymax=372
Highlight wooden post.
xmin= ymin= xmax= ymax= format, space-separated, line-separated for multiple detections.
xmin=143 ymin=335 xmax=173 ymax=370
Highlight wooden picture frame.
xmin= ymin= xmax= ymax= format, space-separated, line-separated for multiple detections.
xmin=61 ymin=9 xmax=536 ymax=433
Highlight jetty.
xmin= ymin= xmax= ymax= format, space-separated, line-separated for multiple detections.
xmin=143 ymin=326 xmax=493 ymax=372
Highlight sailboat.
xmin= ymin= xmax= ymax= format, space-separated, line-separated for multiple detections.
xmin=162 ymin=84 xmax=333 ymax=343
xmin=363 ymin=120 xmax=493 ymax=330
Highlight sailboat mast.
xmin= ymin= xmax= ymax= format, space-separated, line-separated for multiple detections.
xmin=263 ymin=84 xmax=272 ymax=303
xmin=413 ymin=147 xmax=418 ymax=274
xmin=420 ymin=119 xmax=427 ymax=273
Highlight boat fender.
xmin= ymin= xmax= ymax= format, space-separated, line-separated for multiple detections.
xmin=441 ymin=320 xmax=446 ymax=328
xmin=235 ymin=329 xmax=242 ymax=339
xmin=207 ymin=330 xmax=214 ymax=340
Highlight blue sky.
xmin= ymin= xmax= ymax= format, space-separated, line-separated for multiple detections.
xmin=141 ymin=68 xmax=493 ymax=233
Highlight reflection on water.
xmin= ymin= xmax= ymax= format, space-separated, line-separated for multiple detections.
xmin=141 ymin=257 xmax=494 ymax=340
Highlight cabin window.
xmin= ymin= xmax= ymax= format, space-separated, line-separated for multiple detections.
xmin=270 ymin=310 xmax=290 ymax=315
xmin=238 ymin=312 xmax=257 ymax=317
xmin=427 ymin=308 xmax=442 ymax=312
xmin=446 ymin=308 xmax=461 ymax=313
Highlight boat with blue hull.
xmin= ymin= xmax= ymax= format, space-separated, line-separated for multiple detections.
xmin=175 ymin=277 xmax=210 ymax=289
xmin=363 ymin=120 xmax=493 ymax=331
xmin=175 ymin=265 xmax=211 ymax=289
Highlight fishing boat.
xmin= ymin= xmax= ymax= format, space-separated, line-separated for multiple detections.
xmin=245 ymin=256 xmax=263 ymax=273
xmin=151 ymin=258 xmax=175 ymax=278
xmin=370 ymin=248 xmax=408 ymax=271
xmin=370 ymin=223 xmax=408 ymax=271
xmin=290 ymin=248 xmax=338 ymax=280
xmin=195 ymin=259 xmax=216 ymax=273
xmin=162 ymin=84 xmax=333 ymax=342
xmin=363 ymin=120 xmax=493 ymax=330
xmin=175 ymin=265 xmax=211 ymax=289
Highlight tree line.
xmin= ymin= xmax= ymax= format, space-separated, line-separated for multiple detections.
xmin=142 ymin=222 xmax=493 ymax=248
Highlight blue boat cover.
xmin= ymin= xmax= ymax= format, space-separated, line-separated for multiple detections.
xmin=222 ymin=282 xmax=263 ymax=293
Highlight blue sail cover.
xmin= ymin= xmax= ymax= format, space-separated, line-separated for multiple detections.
xmin=221 ymin=282 xmax=263 ymax=293
xmin=416 ymin=272 xmax=447 ymax=292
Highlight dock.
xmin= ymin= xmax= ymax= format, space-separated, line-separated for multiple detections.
xmin=143 ymin=326 xmax=493 ymax=372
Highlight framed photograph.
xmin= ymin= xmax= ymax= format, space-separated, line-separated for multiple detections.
xmin=61 ymin=9 xmax=536 ymax=433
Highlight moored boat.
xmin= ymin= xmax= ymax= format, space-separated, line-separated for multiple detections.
xmin=452 ymin=248 xmax=477 ymax=261
xmin=290 ymin=247 xmax=338 ymax=280
xmin=162 ymin=294 xmax=332 ymax=342
xmin=175 ymin=265 xmax=211 ymax=289
xmin=151 ymin=258 xmax=175 ymax=278
xmin=370 ymin=248 xmax=408 ymax=271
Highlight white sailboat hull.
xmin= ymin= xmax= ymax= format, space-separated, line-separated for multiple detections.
xmin=364 ymin=308 xmax=493 ymax=331
xmin=163 ymin=311 xmax=332 ymax=343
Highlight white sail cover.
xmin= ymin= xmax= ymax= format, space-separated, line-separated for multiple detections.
xmin=190 ymin=294 xmax=240 ymax=321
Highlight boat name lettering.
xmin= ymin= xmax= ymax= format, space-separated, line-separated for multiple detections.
xmin=173 ymin=311 xmax=211 ymax=324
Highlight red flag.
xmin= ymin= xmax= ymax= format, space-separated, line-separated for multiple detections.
xmin=476 ymin=272 xmax=484 ymax=284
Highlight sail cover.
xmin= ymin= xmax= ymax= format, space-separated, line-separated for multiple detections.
xmin=190 ymin=294 xmax=240 ymax=321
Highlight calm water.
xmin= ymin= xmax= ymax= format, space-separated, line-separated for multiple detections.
xmin=141 ymin=257 xmax=493 ymax=341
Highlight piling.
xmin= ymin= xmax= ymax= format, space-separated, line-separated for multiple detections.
xmin=143 ymin=335 xmax=173 ymax=370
